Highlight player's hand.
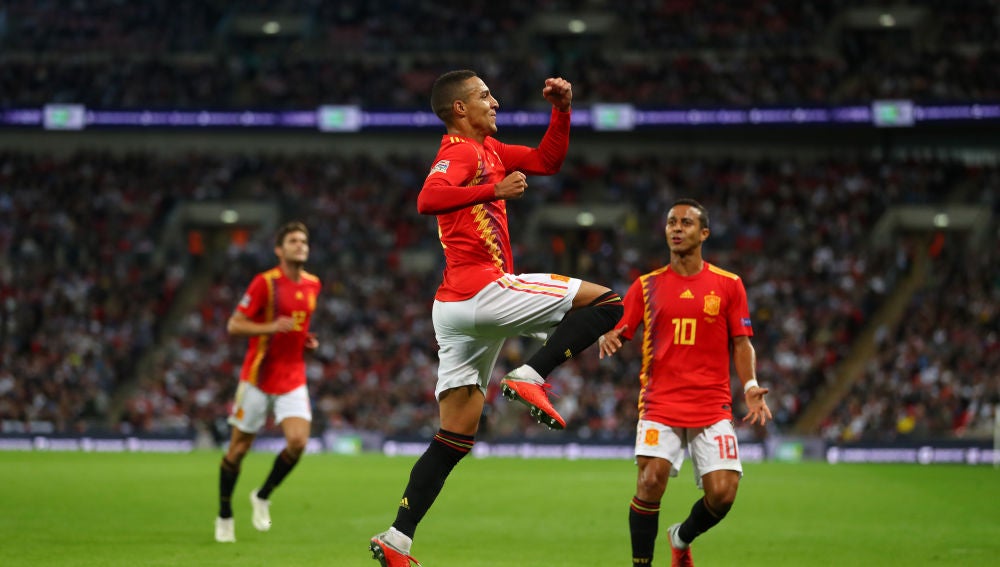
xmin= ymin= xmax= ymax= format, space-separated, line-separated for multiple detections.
xmin=305 ymin=332 xmax=319 ymax=350
xmin=542 ymin=77 xmax=572 ymax=112
xmin=272 ymin=316 xmax=297 ymax=333
xmin=598 ymin=326 xmax=628 ymax=359
xmin=742 ymin=385 xmax=772 ymax=426
xmin=494 ymin=171 xmax=527 ymax=200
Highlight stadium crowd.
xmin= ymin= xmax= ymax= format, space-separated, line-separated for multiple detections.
xmin=4 ymin=149 xmax=994 ymax=443
xmin=0 ymin=151 xmax=228 ymax=433
xmin=2 ymin=1 xmax=998 ymax=445
xmin=2 ymin=0 xmax=999 ymax=109
xmin=822 ymin=232 xmax=1000 ymax=442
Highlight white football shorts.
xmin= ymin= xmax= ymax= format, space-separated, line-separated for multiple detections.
xmin=634 ymin=419 xmax=743 ymax=489
xmin=432 ymin=273 xmax=582 ymax=399
xmin=228 ymin=382 xmax=312 ymax=434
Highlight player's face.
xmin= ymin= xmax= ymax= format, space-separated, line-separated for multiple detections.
xmin=665 ymin=205 xmax=708 ymax=254
xmin=277 ymin=230 xmax=309 ymax=264
xmin=461 ymin=77 xmax=499 ymax=136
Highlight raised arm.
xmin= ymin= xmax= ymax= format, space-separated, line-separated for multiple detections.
xmin=493 ymin=108 xmax=571 ymax=175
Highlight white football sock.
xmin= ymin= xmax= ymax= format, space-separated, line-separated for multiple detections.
xmin=386 ymin=527 xmax=413 ymax=553
xmin=508 ymin=365 xmax=544 ymax=384
xmin=670 ymin=524 xmax=690 ymax=549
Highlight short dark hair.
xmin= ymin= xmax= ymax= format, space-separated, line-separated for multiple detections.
xmin=431 ymin=69 xmax=479 ymax=122
xmin=275 ymin=221 xmax=308 ymax=247
xmin=670 ymin=198 xmax=710 ymax=229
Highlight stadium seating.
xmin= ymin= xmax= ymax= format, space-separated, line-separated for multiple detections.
xmin=2 ymin=1 xmax=997 ymax=443
xmin=0 ymin=151 xmax=224 ymax=433
xmin=96 ymin=154 xmax=999 ymax=441
xmin=2 ymin=1 xmax=999 ymax=108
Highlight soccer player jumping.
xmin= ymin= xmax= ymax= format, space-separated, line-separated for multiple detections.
xmin=214 ymin=222 xmax=321 ymax=543
xmin=599 ymin=199 xmax=772 ymax=567
xmin=369 ymin=70 xmax=622 ymax=566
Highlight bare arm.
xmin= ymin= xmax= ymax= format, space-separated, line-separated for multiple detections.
xmin=733 ymin=335 xmax=772 ymax=425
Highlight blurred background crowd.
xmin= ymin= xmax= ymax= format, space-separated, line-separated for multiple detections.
xmin=3 ymin=0 xmax=999 ymax=109
xmin=1 ymin=0 xmax=997 ymax=446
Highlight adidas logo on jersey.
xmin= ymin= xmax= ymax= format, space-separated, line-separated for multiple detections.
xmin=679 ymin=289 xmax=695 ymax=299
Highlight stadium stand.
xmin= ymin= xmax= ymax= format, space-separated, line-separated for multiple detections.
xmin=2 ymin=1 xmax=999 ymax=108
xmin=0 ymin=151 xmax=225 ymax=433
xmin=1 ymin=1 xmax=997 ymax=445
xmin=4 ymin=150 xmax=991 ymax=443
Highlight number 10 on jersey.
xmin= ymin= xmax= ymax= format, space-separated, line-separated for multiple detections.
xmin=671 ymin=318 xmax=697 ymax=345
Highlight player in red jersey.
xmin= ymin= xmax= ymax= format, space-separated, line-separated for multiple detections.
xmin=214 ymin=221 xmax=322 ymax=543
xmin=599 ymin=199 xmax=771 ymax=567
xmin=370 ymin=70 xmax=622 ymax=567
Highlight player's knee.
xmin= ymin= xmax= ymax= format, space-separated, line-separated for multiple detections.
xmin=636 ymin=478 xmax=666 ymax=500
xmin=227 ymin=440 xmax=252 ymax=461
xmin=705 ymin=484 xmax=738 ymax=517
xmin=636 ymin=462 xmax=670 ymax=498
xmin=286 ymin=436 xmax=308 ymax=457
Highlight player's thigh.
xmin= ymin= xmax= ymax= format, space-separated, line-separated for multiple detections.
xmin=273 ymin=384 xmax=312 ymax=425
xmin=438 ymin=385 xmax=486 ymax=436
xmin=634 ymin=420 xmax=686 ymax=479
xmin=433 ymin=301 xmax=505 ymax=398
xmin=274 ymin=386 xmax=312 ymax=451
xmin=687 ymin=420 xmax=743 ymax=490
xmin=278 ymin=416 xmax=311 ymax=454
xmin=433 ymin=338 xmax=503 ymax=399
xmin=474 ymin=274 xmax=582 ymax=336
xmin=570 ymin=280 xmax=613 ymax=309
xmin=228 ymin=381 xmax=270 ymax=434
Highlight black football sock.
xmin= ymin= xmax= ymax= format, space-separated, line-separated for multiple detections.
xmin=392 ymin=429 xmax=475 ymax=539
xmin=257 ymin=448 xmax=300 ymax=500
xmin=678 ymin=496 xmax=729 ymax=544
xmin=219 ymin=457 xmax=240 ymax=518
xmin=629 ymin=496 xmax=660 ymax=565
xmin=526 ymin=291 xmax=622 ymax=376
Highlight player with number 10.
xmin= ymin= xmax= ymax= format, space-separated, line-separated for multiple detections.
xmin=599 ymin=199 xmax=772 ymax=567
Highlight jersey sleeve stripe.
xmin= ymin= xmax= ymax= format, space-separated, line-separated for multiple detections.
xmin=707 ymin=264 xmax=740 ymax=280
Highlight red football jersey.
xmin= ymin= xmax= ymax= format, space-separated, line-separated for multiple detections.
xmin=417 ymin=108 xmax=571 ymax=301
xmin=236 ymin=267 xmax=321 ymax=395
xmin=618 ymin=263 xmax=753 ymax=427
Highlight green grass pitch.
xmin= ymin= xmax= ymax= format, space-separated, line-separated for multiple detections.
xmin=2 ymin=451 xmax=998 ymax=566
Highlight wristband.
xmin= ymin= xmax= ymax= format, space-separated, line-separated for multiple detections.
xmin=743 ymin=379 xmax=759 ymax=394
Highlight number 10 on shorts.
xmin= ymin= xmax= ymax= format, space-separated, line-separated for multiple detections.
xmin=713 ymin=434 xmax=738 ymax=460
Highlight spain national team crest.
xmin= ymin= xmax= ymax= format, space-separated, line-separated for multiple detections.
xmin=644 ymin=429 xmax=659 ymax=446
xmin=704 ymin=293 xmax=721 ymax=316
